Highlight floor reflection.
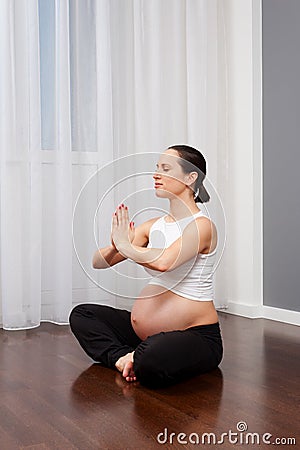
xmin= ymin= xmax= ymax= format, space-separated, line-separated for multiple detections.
xmin=70 ymin=363 xmax=224 ymax=446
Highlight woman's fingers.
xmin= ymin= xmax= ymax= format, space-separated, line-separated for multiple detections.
xmin=118 ymin=204 xmax=124 ymax=224
xmin=112 ymin=212 xmax=117 ymax=226
xmin=121 ymin=204 xmax=126 ymax=223
xmin=114 ymin=204 xmax=130 ymax=226
xmin=113 ymin=203 xmax=133 ymax=235
xmin=113 ymin=205 xmax=121 ymax=224
xmin=124 ymin=206 xmax=129 ymax=223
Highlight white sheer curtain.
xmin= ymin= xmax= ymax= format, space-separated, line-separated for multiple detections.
xmin=0 ymin=0 xmax=229 ymax=330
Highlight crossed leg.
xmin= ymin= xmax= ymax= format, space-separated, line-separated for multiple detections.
xmin=69 ymin=304 xmax=223 ymax=388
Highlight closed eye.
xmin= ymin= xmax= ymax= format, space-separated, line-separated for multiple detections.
xmin=155 ymin=163 xmax=172 ymax=172
xmin=155 ymin=168 xmax=170 ymax=173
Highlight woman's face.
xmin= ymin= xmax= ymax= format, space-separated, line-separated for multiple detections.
xmin=153 ymin=149 xmax=191 ymax=199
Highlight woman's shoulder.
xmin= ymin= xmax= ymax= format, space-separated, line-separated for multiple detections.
xmin=195 ymin=214 xmax=215 ymax=224
xmin=195 ymin=215 xmax=217 ymax=233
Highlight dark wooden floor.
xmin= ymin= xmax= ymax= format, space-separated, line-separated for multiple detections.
xmin=0 ymin=312 xmax=299 ymax=449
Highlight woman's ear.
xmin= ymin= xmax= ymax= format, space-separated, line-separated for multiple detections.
xmin=185 ymin=171 xmax=198 ymax=187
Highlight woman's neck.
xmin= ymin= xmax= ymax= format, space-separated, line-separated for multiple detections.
xmin=167 ymin=198 xmax=200 ymax=222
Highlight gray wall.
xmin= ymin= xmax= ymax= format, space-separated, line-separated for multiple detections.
xmin=263 ymin=0 xmax=300 ymax=312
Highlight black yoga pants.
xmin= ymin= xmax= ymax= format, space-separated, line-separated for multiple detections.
xmin=69 ymin=303 xmax=223 ymax=388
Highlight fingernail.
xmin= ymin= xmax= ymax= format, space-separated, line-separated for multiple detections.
xmin=119 ymin=206 xmax=121 ymax=209
xmin=121 ymin=204 xmax=124 ymax=207
xmin=125 ymin=206 xmax=128 ymax=210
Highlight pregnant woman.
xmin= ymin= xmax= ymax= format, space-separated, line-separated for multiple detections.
xmin=69 ymin=145 xmax=223 ymax=388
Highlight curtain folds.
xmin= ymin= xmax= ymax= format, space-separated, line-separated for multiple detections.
xmin=0 ymin=0 xmax=43 ymax=329
xmin=0 ymin=0 xmax=229 ymax=330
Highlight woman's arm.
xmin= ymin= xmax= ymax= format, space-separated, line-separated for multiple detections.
xmin=116 ymin=217 xmax=214 ymax=272
xmin=111 ymin=204 xmax=215 ymax=272
xmin=92 ymin=245 xmax=126 ymax=269
xmin=92 ymin=217 xmax=159 ymax=269
xmin=115 ymin=242 xmax=167 ymax=272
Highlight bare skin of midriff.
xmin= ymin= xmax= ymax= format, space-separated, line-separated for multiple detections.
xmin=131 ymin=283 xmax=219 ymax=341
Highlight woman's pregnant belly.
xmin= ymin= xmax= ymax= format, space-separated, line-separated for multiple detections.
xmin=131 ymin=284 xmax=219 ymax=340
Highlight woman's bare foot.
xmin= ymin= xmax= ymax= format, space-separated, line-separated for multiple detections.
xmin=115 ymin=351 xmax=137 ymax=382
xmin=122 ymin=360 xmax=137 ymax=382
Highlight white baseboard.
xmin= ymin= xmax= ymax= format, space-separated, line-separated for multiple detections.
xmin=223 ymin=302 xmax=300 ymax=326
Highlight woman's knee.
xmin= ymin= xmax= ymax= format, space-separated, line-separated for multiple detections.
xmin=69 ymin=303 xmax=116 ymax=335
xmin=69 ymin=304 xmax=93 ymax=332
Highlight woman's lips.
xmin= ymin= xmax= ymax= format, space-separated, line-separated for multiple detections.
xmin=154 ymin=183 xmax=163 ymax=188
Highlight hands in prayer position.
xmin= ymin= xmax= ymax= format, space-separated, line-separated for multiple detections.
xmin=111 ymin=204 xmax=135 ymax=250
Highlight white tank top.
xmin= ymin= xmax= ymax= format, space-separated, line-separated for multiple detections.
xmin=143 ymin=210 xmax=217 ymax=301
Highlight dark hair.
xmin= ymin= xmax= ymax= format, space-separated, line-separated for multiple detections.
xmin=167 ymin=145 xmax=210 ymax=203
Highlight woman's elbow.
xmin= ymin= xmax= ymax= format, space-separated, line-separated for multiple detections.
xmin=155 ymin=258 xmax=169 ymax=272
xmin=92 ymin=255 xmax=107 ymax=269
xmin=92 ymin=259 xmax=100 ymax=269
xmin=156 ymin=256 xmax=179 ymax=272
